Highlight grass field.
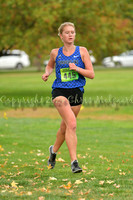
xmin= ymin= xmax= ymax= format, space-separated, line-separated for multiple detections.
xmin=0 ymin=116 xmax=133 ymax=200
xmin=0 ymin=67 xmax=133 ymax=199
xmin=0 ymin=67 xmax=133 ymax=109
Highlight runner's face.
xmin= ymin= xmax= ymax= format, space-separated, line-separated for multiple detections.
xmin=61 ymin=25 xmax=76 ymax=43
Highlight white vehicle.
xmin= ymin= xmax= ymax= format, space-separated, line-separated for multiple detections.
xmin=89 ymin=50 xmax=96 ymax=64
xmin=43 ymin=50 xmax=96 ymax=66
xmin=102 ymin=50 xmax=133 ymax=67
xmin=0 ymin=49 xmax=30 ymax=69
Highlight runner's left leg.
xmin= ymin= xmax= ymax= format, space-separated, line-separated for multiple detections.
xmin=53 ymin=105 xmax=81 ymax=153
xmin=52 ymin=96 xmax=81 ymax=162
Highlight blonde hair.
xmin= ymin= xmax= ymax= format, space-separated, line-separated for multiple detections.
xmin=58 ymin=22 xmax=75 ymax=36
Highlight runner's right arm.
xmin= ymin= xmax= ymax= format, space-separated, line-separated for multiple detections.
xmin=42 ymin=49 xmax=57 ymax=82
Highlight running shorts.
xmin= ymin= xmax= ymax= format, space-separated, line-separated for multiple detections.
xmin=52 ymin=88 xmax=83 ymax=106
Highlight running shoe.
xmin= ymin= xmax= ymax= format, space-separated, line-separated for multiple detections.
xmin=71 ymin=160 xmax=82 ymax=173
xmin=47 ymin=145 xmax=56 ymax=169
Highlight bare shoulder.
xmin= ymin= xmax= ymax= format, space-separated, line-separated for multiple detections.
xmin=79 ymin=46 xmax=89 ymax=55
xmin=79 ymin=46 xmax=90 ymax=62
xmin=50 ymin=48 xmax=59 ymax=60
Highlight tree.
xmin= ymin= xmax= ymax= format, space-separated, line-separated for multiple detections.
xmin=0 ymin=0 xmax=132 ymax=63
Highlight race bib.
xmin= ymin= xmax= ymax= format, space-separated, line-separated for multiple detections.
xmin=60 ymin=68 xmax=79 ymax=82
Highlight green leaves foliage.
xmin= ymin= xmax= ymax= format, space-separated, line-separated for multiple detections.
xmin=0 ymin=0 xmax=132 ymax=62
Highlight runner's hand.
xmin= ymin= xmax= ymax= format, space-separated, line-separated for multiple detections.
xmin=69 ymin=63 xmax=77 ymax=71
xmin=42 ymin=73 xmax=49 ymax=81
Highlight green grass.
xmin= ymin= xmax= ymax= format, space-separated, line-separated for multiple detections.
xmin=0 ymin=117 xmax=133 ymax=200
xmin=0 ymin=67 xmax=133 ymax=109
xmin=0 ymin=67 xmax=133 ymax=199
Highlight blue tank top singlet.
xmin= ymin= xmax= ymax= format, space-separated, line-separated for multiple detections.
xmin=52 ymin=46 xmax=86 ymax=92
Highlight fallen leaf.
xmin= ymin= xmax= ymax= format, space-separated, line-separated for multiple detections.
xmin=3 ymin=112 xmax=8 ymax=120
xmin=87 ymin=170 xmax=93 ymax=175
xmin=0 ymin=145 xmax=4 ymax=151
xmin=114 ymin=184 xmax=120 ymax=188
xmin=91 ymin=177 xmax=96 ymax=180
xmin=82 ymin=165 xmax=88 ymax=170
xmin=62 ymin=179 xmax=68 ymax=182
xmin=27 ymin=191 xmax=32 ymax=195
xmin=119 ymin=172 xmax=126 ymax=175
xmin=1 ymin=190 xmax=6 ymax=193
xmin=59 ymin=185 xmax=64 ymax=188
xmin=64 ymin=192 xmax=72 ymax=196
xmin=11 ymin=181 xmax=18 ymax=188
xmin=35 ymin=161 xmax=39 ymax=165
xmin=99 ymin=181 xmax=104 ymax=185
xmin=56 ymin=158 xmax=65 ymax=162
xmin=19 ymin=186 xmax=24 ymax=188
xmin=63 ymin=163 xmax=70 ymax=168
xmin=43 ymin=188 xmax=51 ymax=193
xmin=108 ymin=193 xmax=114 ymax=197
xmin=38 ymin=197 xmax=45 ymax=200
xmin=84 ymin=179 xmax=88 ymax=183
xmin=84 ymin=189 xmax=91 ymax=194
xmin=49 ymin=177 xmax=57 ymax=181
xmin=40 ymin=187 xmax=47 ymax=192
xmin=75 ymin=180 xmax=83 ymax=184
xmin=77 ymin=154 xmax=86 ymax=159
xmin=47 ymin=164 xmax=52 ymax=169
xmin=63 ymin=181 xmax=72 ymax=189
xmin=80 ymin=105 xmax=84 ymax=110
xmin=107 ymin=167 xmax=111 ymax=171
xmin=68 ymin=189 xmax=74 ymax=194
xmin=106 ymin=180 xmax=114 ymax=184
xmin=77 ymin=154 xmax=82 ymax=158
xmin=78 ymin=190 xmax=84 ymax=195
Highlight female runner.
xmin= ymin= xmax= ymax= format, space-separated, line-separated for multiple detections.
xmin=42 ymin=22 xmax=95 ymax=173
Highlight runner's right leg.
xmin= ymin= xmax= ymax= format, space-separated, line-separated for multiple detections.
xmin=53 ymin=120 xmax=66 ymax=153
xmin=53 ymin=103 xmax=81 ymax=153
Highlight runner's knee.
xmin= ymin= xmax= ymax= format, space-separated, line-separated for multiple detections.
xmin=67 ymin=120 xmax=77 ymax=131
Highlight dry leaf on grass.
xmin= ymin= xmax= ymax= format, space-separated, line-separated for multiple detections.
xmin=62 ymin=179 xmax=68 ymax=182
xmin=114 ymin=184 xmax=120 ymax=188
xmin=47 ymin=164 xmax=52 ymax=169
xmin=99 ymin=181 xmax=104 ymax=185
xmin=49 ymin=177 xmax=57 ymax=181
xmin=11 ymin=181 xmax=18 ymax=189
xmin=106 ymin=180 xmax=114 ymax=184
xmin=107 ymin=167 xmax=111 ymax=171
xmin=61 ymin=181 xmax=72 ymax=189
xmin=119 ymin=172 xmax=126 ymax=175
xmin=68 ymin=189 xmax=74 ymax=194
xmin=63 ymin=163 xmax=70 ymax=168
xmin=0 ymin=145 xmax=4 ymax=151
xmin=38 ymin=197 xmax=45 ymax=200
xmin=82 ymin=165 xmax=88 ymax=170
xmin=75 ymin=180 xmax=83 ymax=184
xmin=56 ymin=158 xmax=65 ymax=162
xmin=27 ymin=191 xmax=32 ymax=196
xmin=3 ymin=112 xmax=8 ymax=120
xmin=108 ymin=193 xmax=114 ymax=197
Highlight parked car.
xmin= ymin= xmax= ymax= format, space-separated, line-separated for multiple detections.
xmin=0 ymin=49 xmax=30 ymax=69
xmin=43 ymin=50 xmax=96 ymax=67
xmin=89 ymin=50 xmax=96 ymax=64
xmin=102 ymin=50 xmax=133 ymax=67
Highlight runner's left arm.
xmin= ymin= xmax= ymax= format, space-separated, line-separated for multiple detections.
xmin=69 ymin=47 xmax=95 ymax=79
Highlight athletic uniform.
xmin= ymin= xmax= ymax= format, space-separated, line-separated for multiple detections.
xmin=52 ymin=46 xmax=86 ymax=106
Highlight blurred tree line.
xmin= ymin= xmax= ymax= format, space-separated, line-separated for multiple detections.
xmin=0 ymin=0 xmax=133 ymax=63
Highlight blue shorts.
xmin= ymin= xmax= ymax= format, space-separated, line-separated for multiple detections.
xmin=52 ymin=88 xmax=83 ymax=106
